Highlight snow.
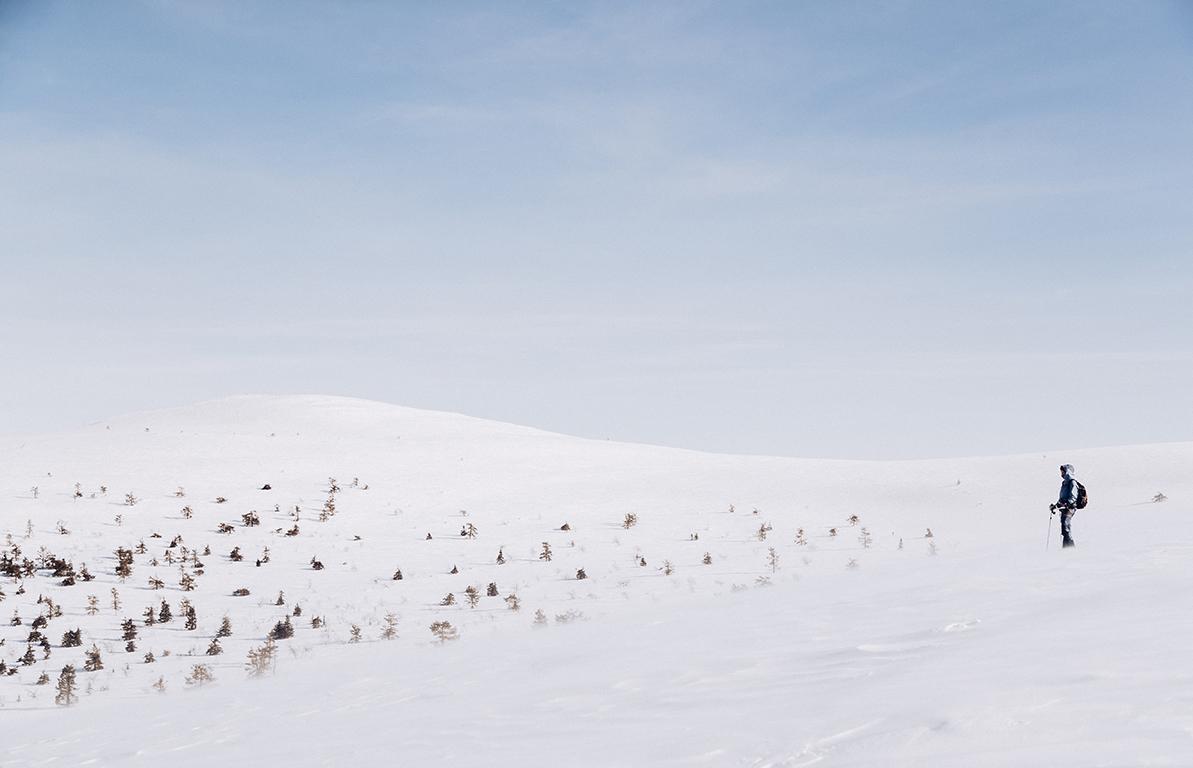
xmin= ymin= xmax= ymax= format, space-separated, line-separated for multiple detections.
xmin=0 ymin=395 xmax=1190 ymax=766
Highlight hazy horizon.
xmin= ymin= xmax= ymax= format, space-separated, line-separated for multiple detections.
xmin=2 ymin=1 xmax=1191 ymax=459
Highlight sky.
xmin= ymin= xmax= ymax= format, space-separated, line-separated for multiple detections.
xmin=1 ymin=0 xmax=1192 ymax=459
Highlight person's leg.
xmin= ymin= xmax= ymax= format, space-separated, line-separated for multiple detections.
xmin=1061 ymin=510 xmax=1074 ymax=547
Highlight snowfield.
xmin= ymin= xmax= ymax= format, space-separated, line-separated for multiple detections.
xmin=1 ymin=395 xmax=1190 ymax=766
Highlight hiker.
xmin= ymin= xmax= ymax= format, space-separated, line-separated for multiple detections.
xmin=1051 ymin=464 xmax=1079 ymax=548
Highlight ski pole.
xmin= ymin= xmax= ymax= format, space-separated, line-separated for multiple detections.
xmin=1046 ymin=510 xmax=1053 ymax=551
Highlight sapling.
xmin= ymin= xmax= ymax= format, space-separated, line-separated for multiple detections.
xmin=246 ymin=637 xmax=277 ymax=677
xmin=83 ymin=644 xmax=103 ymax=671
xmin=430 ymin=621 xmax=458 ymax=643
xmin=269 ymin=616 xmax=294 ymax=640
xmin=186 ymin=664 xmax=214 ymax=686
xmin=55 ymin=665 xmax=78 ymax=706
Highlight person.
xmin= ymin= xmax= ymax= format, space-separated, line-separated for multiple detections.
xmin=1050 ymin=464 xmax=1078 ymax=548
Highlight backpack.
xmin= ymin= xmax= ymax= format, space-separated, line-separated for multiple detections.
xmin=1074 ymin=481 xmax=1088 ymax=510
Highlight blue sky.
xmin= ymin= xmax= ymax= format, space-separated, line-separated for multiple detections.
xmin=1 ymin=1 xmax=1192 ymax=458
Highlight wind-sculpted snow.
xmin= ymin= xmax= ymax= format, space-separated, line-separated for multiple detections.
xmin=0 ymin=395 xmax=1189 ymax=766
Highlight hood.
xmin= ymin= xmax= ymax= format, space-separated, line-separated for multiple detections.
xmin=1061 ymin=464 xmax=1076 ymax=480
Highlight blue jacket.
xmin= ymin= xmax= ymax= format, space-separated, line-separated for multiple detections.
xmin=1058 ymin=464 xmax=1078 ymax=506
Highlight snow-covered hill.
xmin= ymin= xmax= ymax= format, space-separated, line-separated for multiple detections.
xmin=1 ymin=395 xmax=1189 ymax=766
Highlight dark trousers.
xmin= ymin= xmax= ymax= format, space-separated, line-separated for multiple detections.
xmin=1060 ymin=509 xmax=1075 ymax=547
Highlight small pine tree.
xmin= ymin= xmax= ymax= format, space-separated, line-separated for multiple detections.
xmin=464 ymin=586 xmax=480 ymax=608
xmin=55 ymin=665 xmax=78 ymax=706
xmin=61 ymin=628 xmax=83 ymax=647
xmin=662 ymin=560 xmax=674 ymax=576
xmin=186 ymin=664 xmax=213 ymax=686
xmin=430 ymin=621 xmax=458 ymax=643
xmin=392 ymin=568 xmax=403 ymax=580
xmin=380 ymin=613 xmax=398 ymax=640
xmin=85 ymin=595 xmax=99 ymax=615
xmin=121 ymin=618 xmax=138 ymax=641
xmin=349 ymin=624 xmax=362 ymax=643
xmin=275 ymin=590 xmax=285 ymax=606
xmin=246 ymin=637 xmax=277 ymax=677
xmin=83 ymin=644 xmax=103 ymax=672
xmin=504 ymin=593 xmax=520 ymax=611
xmin=144 ymin=651 xmax=156 ymax=663
xmin=575 ymin=568 xmax=587 ymax=580
xmin=158 ymin=600 xmax=172 ymax=623
xmin=702 ymin=552 xmax=712 ymax=565
xmin=216 ymin=616 xmax=233 ymax=638
xmin=440 ymin=593 xmax=456 ymax=606
xmin=269 ymin=616 xmax=294 ymax=640
xmin=486 ymin=582 xmax=498 ymax=597
xmin=622 ymin=513 xmax=638 ymax=529
xmin=205 ymin=638 xmax=223 ymax=656
xmin=767 ymin=547 xmax=780 ymax=573
xmin=539 ymin=542 xmax=552 ymax=562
